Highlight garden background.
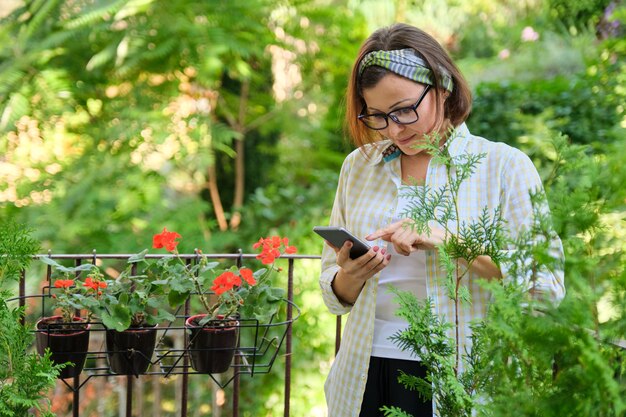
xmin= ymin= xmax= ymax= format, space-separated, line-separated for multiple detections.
xmin=0 ymin=0 xmax=624 ymax=416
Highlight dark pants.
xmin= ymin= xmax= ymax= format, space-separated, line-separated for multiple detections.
xmin=359 ymin=356 xmax=432 ymax=417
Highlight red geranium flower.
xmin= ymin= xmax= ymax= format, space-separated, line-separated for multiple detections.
xmin=83 ymin=276 xmax=107 ymax=291
xmin=253 ymin=235 xmax=297 ymax=265
xmin=252 ymin=237 xmax=265 ymax=250
xmin=211 ymin=271 xmax=238 ymax=296
xmin=152 ymin=227 xmax=182 ymax=252
xmin=54 ymin=279 xmax=74 ymax=289
xmin=239 ymin=268 xmax=256 ymax=285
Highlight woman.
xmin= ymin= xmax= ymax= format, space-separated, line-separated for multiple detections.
xmin=319 ymin=23 xmax=565 ymax=417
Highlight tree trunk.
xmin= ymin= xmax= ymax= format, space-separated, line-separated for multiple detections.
xmin=229 ymin=79 xmax=250 ymax=230
xmin=207 ymin=163 xmax=228 ymax=232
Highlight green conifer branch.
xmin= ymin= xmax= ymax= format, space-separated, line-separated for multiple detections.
xmin=0 ymin=220 xmax=60 ymax=416
xmin=389 ymin=128 xmax=508 ymax=414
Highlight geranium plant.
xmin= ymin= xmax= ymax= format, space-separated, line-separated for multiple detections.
xmin=150 ymin=228 xmax=297 ymax=326
xmin=39 ymin=258 xmax=107 ymax=329
xmin=88 ymin=250 xmax=177 ymax=332
xmin=41 ymin=250 xmax=179 ymax=332
xmin=238 ymin=236 xmax=298 ymax=322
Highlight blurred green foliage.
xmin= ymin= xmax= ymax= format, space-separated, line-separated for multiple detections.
xmin=548 ymin=0 xmax=613 ymax=30
xmin=469 ymin=71 xmax=623 ymax=148
xmin=0 ymin=0 xmax=624 ymax=415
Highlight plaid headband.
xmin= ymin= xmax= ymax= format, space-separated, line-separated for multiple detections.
xmin=358 ymin=48 xmax=454 ymax=92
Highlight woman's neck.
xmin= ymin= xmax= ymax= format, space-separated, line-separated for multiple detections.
xmin=401 ymin=151 xmax=432 ymax=185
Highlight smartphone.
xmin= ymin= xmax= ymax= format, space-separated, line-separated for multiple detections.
xmin=313 ymin=226 xmax=371 ymax=259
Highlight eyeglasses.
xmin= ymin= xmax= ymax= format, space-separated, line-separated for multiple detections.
xmin=358 ymin=85 xmax=431 ymax=130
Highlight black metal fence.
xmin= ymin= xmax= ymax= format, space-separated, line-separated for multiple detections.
xmin=13 ymin=252 xmax=323 ymax=417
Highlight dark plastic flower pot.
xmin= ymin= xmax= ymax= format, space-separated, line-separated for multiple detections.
xmin=36 ymin=316 xmax=90 ymax=380
xmin=105 ymin=325 xmax=158 ymax=376
xmin=185 ymin=314 xmax=239 ymax=374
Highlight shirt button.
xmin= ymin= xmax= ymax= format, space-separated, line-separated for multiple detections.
xmin=361 ymin=374 xmax=366 ymax=380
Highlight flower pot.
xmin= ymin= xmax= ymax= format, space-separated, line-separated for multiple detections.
xmin=105 ymin=325 xmax=158 ymax=376
xmin=36 ymin=316 xmax=90 ymax=380
xmin=185 ymin=314 xmax=239 ymax=374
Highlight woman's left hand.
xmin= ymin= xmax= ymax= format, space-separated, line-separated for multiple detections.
xmin=365 ymin=219 xmax=445 ymax=256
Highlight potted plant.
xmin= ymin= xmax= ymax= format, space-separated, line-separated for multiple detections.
xmin=36 ymin=259 xmax=105 ymax=379
xmin=150 ymin=228 xmax=297 ymax=374
xmin=40 ymin=248 xmax=179 ymax=377
xmin=87 ymin=250 xmax=177 ymax=376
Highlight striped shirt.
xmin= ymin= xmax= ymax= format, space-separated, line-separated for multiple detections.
xmin=319 ymin=123 xmax=565 ymax=417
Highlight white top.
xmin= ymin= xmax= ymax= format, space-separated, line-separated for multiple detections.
xmin=371 ymin=185 xmax=428 ymax=360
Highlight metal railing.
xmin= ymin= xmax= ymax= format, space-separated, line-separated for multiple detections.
xmin=13 ymin=252 xmax=322 ymax=417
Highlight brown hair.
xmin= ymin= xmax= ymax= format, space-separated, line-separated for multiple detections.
xmin=345 ymin=23 xmax=472 ymax=149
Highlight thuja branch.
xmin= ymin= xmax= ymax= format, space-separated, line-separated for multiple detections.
xmin=399 ymin=129 xmax=507 ymax=386
xmin=402 ymin=133 xmax=494 ymax=373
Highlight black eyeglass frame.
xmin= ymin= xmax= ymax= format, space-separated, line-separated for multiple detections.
xmin=358 ymin=85 xmax=432 ymax=130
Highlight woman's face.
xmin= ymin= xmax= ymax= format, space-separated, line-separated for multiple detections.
xmin=361 ymin=73 xmax=444 ymax=156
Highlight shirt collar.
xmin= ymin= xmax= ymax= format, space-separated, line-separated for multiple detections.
xmin=366 ymin=123 xmax=470 ymax=166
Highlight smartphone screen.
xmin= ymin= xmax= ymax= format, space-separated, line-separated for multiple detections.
xmin=313 ymin=226 xmax=371 ymax=259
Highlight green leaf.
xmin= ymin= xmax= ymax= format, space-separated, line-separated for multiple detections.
xmin=266 ymin=287 xmax=285 ymax=302
xmin=237 ymin=286 xmax=250 ymax=299
xmin=254 ymin=311 xmax=273 ymax=323
xmin=253 ymin=268 xmax=268 ymax=277
xmin=200 ymin=261 xmax=220 ymax=272
xmin=79 ymin=297 xmax=99 ymax=309
xmin=198 ymin=314 xmax=212 ymax=326
xmin=74 ymin=264 xmax=96 ymax=272
xmin=39 ymin=259 xmax=94 ymax=274
xmin=127 ymin=249 xmax=148 ymax=263
xmin=39 ymin=257 xmax=64 ymax=269
xmin=169 ymin=276 xmax=193 ymax=292
xmin=101 ymin=304 xmax=131 ymax=332
xmin=118 ymin=292 xmax=129 ymax=305
xmin=151 ymin=309 xmax=175 ymax=324
xmin=168 ymin=290 xmax=188 ymax=308
xmin=146 ymin=297 xmax=160 ymax=309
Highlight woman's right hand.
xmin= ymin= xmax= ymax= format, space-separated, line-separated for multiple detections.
xmin=327 ymin=240 xmax=391 ymax=305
